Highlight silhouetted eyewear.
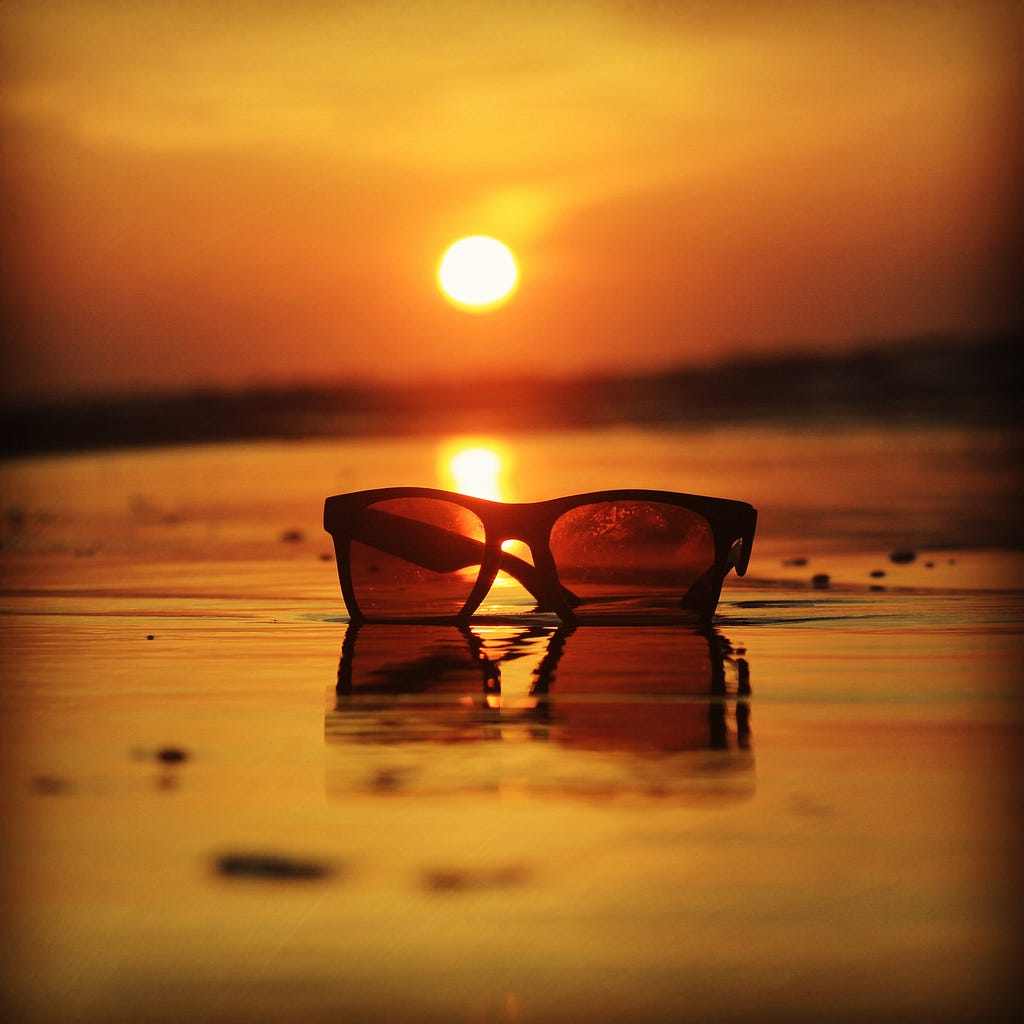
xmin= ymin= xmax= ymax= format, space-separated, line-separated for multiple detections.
xmin=324 ymin=487 xmax=757 ymax=625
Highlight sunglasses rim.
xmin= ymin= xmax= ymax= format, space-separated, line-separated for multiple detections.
xmin=323 ymin=487 xmax=757 ymax=625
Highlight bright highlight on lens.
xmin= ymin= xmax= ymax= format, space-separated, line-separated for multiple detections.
xmin=437 ymin=236 xmax=518 ymax=311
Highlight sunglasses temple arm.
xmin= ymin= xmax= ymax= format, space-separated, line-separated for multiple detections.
xmin=497 ymin=551 xmax=582 ymax=610
xmin=354 ymin=510 xmax=580 ymax=609
xmin=736 ymin=510 xmax=757 ymax=576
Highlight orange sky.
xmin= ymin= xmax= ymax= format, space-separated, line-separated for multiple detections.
xmin=2 ymin=0 xmax=1019 ymax=400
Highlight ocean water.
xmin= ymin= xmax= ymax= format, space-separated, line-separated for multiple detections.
xmin=1 ymin=422 xmax=1022 ymax=1023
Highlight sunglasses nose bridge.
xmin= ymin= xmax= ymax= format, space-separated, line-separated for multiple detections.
xmin=488 ymin=508 xmax=549 ymax=551
xmin=485 ymin=511 xmax=576 ymax=617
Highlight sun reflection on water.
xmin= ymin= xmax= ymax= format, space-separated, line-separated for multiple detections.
xmin=438 ymin=438 xmax=531 ymax=594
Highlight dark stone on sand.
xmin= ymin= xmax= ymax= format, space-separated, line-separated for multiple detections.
xmin=318 ymin=552 xmax=332 ymax=561
xmin=146 ymin=634 xmax=155 ymax=640
xmin=870 ymin=585 xmax=886 ymax=592
xmin=280 ymin=528 xmax=304 ymax=543
xmin=783 ymin=557 xmax=808 ymax=566
xmin=869 ymin=570 xmax=886 ymax=578
xmin=889 ymin=550 xmax=916 ymax=564
xmin=368 ymin=767 xmax=404 ymax=792
xmin=215 ymin=852 xmax=333 ymax=880
xmin=31 ymin=774 xmax=73 ymax=795
xmin=811 ymin=574 xmax=830 ymax=589
xmin=156 ymin=746 xmax=188 ymax=764
xmin=423 ymin=868 xmax=466 ymax=891
xmin=423 ymin=864 xmax=529 ymax=892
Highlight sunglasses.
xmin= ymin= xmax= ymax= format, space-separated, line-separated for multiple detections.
xmin=323 ymin=487 xmax=757 ymax=625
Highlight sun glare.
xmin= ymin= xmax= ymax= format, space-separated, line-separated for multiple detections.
xmin=448 ymin=445 xmax=504 ymax=500
xmin=437 ymin=236 xmax=518 ymax=311
xmin=439 ymin=439 xmax=529 ymax=590
xmin=439 ymin=438 xmax=513 ymax=500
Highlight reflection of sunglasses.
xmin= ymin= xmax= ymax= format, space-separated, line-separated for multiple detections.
xmin=324 ymin=487 xmax=757 ymax=625
xmin=329 ymin=623 xmax=752 ymax=757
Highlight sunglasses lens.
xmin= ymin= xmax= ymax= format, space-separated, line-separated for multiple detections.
xmin=549 ymin=500 xmax=715 ymax=618
xmin=349 ymin=498 xmax=486 ymax=619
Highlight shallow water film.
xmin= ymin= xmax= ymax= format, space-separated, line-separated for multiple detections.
xmin=2 ymin=425 xmax=1022 ymax=1024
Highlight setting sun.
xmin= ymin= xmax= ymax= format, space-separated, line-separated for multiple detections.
xmin=437 ymin=236 xmax=519 ymax=311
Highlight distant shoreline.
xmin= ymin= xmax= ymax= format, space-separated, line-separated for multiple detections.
xmin=2 ymin=333 xmax=1020 ymax=458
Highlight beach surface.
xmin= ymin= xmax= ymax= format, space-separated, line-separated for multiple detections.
xmin=2 ymin=425 xmax=1022 ymax=1023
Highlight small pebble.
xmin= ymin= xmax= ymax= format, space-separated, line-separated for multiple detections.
xmin=156 ymin=746 xmax=188 ymax=764
xmin=215 ymin=852 xmax=333 ymax=880
xmin=318 ymin=552 xmax=333 ymax=561
xmin=424 ymin=868 xmax=466 ymax=891
xmin=146 ymin=634 xmax=155 ymax=640
xmin=811 ymin=573 xmax=830 ymax=589
xmin=423 ymin=864 xmax=529 ymax=892
xmin=869 ymin=570 xmax=886 ymax=579
xmin=889 ymin=550 xmax=916 ymax=564
xmin=783 ymin=557 xmax=808 ymax=567
xmin=30 ymin=774 xmax=73 ymax=795
xmin=280 ymin=528 xmax=304 ymax=543
xmin=368 ymin=768 xmax=405 ymax=792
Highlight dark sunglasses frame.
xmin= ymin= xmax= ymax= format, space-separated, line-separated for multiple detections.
xmin=324 ymin=487 xmax=757 ymax=625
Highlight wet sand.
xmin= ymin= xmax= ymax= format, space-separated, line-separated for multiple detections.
xmin=2 ymin=427 xmax=1022 ymax=1023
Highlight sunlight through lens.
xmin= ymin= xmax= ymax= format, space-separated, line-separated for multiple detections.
xmin=349 ymin=497 xmax=485 ymax=618
xmin=549 ymin=501 xmax=715 ymax=618
xmin=437 ymin=236 xmax=518 ymax=310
